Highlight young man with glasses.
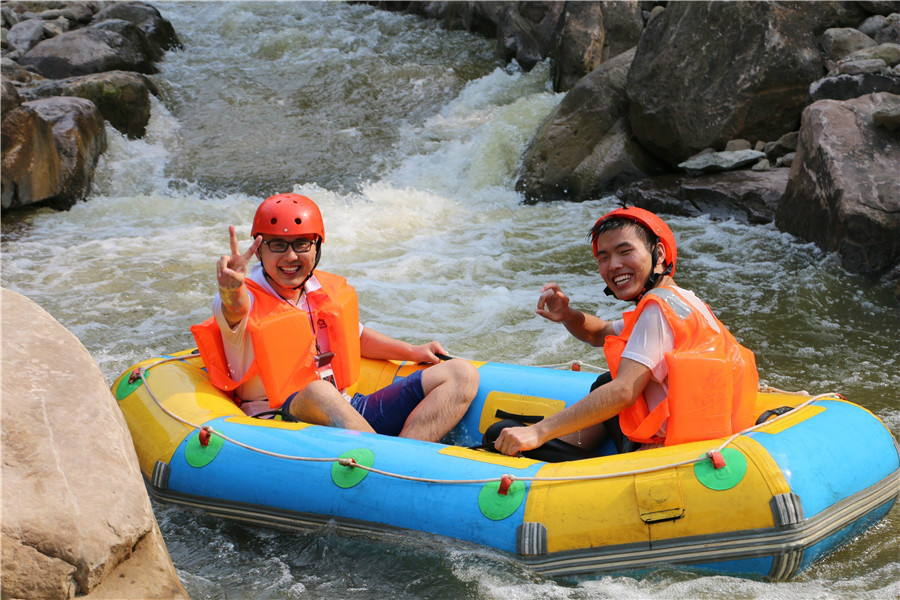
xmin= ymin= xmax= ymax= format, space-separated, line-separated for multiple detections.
xmin=192 ymin=194 xmax=479 ymax=442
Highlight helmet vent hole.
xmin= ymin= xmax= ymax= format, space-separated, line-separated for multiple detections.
xmin=294 ymin=218 xmax=302 ymax=225
xmin=269 ymin=217 xmax=277 ymax=225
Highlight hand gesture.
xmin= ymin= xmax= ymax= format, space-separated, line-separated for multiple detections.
xmin=536 ymin=282 xmax=572 ymax=322
xmin=217 ymin=226 xmax=262 ymax=290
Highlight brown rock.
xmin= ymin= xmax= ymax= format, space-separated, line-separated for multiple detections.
xmin=776 ymin=92 xmax=900 ymax=276
xmin=27 ymin=96 xmax=107 ymax=208
xmin=1 ymin=103 xmax=62 ymax=209
xmin=552 ymin=1 xmax=604 ymax=91
xmin=0 ymin=288 xmax=187 ymax=599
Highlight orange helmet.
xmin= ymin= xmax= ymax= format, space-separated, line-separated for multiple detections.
xmin=251 ymin=194 xmax=325 ymax=241
xmin=590 ymin=206 xmax=677 ymax=275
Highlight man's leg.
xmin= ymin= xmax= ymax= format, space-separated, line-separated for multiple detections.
xmin=285 ymin=380 xmax=375 ymax=433
xmin=398 ymin=359 xmax=479 ymax=442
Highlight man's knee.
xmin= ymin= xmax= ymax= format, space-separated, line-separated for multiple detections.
xmin=287 ymin=380 xmax=342 ymax=418
xmin=442 ymin=359 xmax=479 ymax=399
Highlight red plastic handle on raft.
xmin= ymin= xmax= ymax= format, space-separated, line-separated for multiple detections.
xmin=498 ymin=474 xmax=513 ymax=496
xmin=708 ymin=450 xmax=726 ymax=469
xmin=199 ymin=428 xmax=211 ymax=447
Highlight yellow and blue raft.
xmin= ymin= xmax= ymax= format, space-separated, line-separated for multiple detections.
xmin=112 ymin=350 xmax=900 ymax=580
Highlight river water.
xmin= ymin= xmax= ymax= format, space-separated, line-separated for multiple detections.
xmin=2 ymin=2 xmax=898 ymax=598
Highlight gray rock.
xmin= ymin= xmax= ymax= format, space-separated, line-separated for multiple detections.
xmin=875 ymin=19 xmax=900 ymax=43
xmin=763 ymin=131 xmax=799 ymax=160
xmin=858 ymin=14 xmax=888 ymax=37
xmin=820 ymin=27 xmax=877 ymax=61
xmin=776 ymin=92 xmax=900 ymax=276
xmin=19 ymin=25 xmax=159 ymax=79
xmin=751 ymin=158 xmax=771 ymax=171
xmin=516 ymin=47 xmax=666 ymax=203
xmin=616 ymin=169 xmax=789 ymax=224
xmin=775 ymin=151 xmax=795 ymax=167
xmin=7 ymin=17 xmax=46 ymax=53
xmin=598 ymin=0 xmax=643 ymax=61
xmin=678 ymin=149 xmax=766 ymax=173
xmin=846 ymin=42 xmax=900 ymax=64
xmin=872 ymin=100 xmax=900 ymax=128
xmin=0 ymin=289 xmax=188 ymax=599
xmin=839 ymin=58 xmax=888 ymax=75
xmin=809 ymin=72 xmax=900 ymax=101
xmin=16 ymin=70 xmax=159 ymax=139
xmin=90 ymin=0 xmax=182 ymax=51
xmin=627 ymin=2 xmax=830 ymax=166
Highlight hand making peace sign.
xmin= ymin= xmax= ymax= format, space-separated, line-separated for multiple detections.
xmin=217 ymin=225 xmax=262 ymax=291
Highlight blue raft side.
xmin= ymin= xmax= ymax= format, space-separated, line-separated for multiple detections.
xmin=747 ymin=399 xmax=900 ymax=571
xmin=747 ymin=399 xmax=899 ymax=518
xmin=164 ymin=416 xmax=546 ymax=553
xmin=449 ymin=362 xmax=600 ymax=446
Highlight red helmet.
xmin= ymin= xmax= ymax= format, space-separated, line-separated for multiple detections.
xmin=591 ymin=206 xmax=677 ymax=275
xmin=251 ymin=194 xmax=325 ymax=241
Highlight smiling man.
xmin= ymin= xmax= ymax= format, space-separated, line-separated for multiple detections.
xmin=192 ymin=194 xmax=478 ymax=442
xmin=493 ymin=207 xmax=759 ymax=457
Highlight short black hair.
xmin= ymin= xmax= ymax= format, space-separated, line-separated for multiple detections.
xmin=590 ymin=217 xmax=655 ymax=254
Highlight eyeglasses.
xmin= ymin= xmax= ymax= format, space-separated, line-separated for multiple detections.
xmin=261 ymin=239 xmax=315 ymax=253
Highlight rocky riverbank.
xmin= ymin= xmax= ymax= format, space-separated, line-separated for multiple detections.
xmin=372 ymin=1 xmax=900 ymax=294
xmin=1 ymin=0 xmax=179 ymax=210
xmin=1 ymin=290 xmax=188 ymax=599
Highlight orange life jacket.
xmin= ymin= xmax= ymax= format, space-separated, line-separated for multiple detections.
xmin=190 ymin=271 xmax=361 ymax=408
xmin=603 ymin=286 xmax=758 ymax=446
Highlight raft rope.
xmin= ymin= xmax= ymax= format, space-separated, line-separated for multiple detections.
xmin=128 ymin=356 xmax=839 ymax=487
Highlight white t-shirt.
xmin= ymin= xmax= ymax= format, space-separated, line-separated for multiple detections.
xmin=610 ymin=286 xmax=718 ymax=435
xmin=213 ymin=264 xmax=364 ymax=405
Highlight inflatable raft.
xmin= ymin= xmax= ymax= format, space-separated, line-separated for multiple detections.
xmin=112 ymin=350 xmax=899 ymax=580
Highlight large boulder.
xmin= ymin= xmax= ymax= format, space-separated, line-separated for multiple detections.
xmin=597 ymin=0 xmax=643 ymax=61
xmin=626 ymin=2 xmax=843 ymax=166
xmin=517 ymin=47 xmax=666 ymax=202
xmin=17 ymin=70 xmax=160 ymax=138
xmin=1 ymin=102 xmax=62 ymax=209
xmin=18 ymin=22 xmax=161 ymax=79
xmin=776 ymin=92 xmax=900 ymax=276
xmin=1 ymin=288 xmax=188 ymax=599
xmin=27 ymin=97 xmax=107 ymax=209
xmin=90 ymin=0 xmax=182 ymax=51
xmin=551 ymin=1 xmax=605 ymax=91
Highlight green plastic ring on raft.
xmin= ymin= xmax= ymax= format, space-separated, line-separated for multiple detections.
xmin=332 ymin=448 xmax=375 ymax=488
xmin=185 ymin=430 xmax=225 ymax=467
xmin=478 ymin=479 xmax=526 ymax=520
xmin=114 ymin=370 xmax=145 ymax=400
xmin=694 ymin=448 xmax=747 ymax=491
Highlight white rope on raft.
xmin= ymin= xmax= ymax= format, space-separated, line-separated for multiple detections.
xmin=128 ymin=356 xmax=837 ymax=486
